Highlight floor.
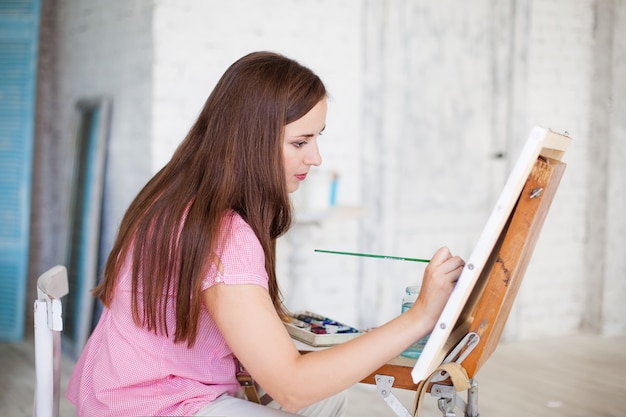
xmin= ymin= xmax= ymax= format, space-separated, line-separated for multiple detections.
xmin=3 ymin=333 xmax=625 ymax=416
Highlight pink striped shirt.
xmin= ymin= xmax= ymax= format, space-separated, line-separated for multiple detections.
xmin=66 ymin=211 xmax=269 ymax=416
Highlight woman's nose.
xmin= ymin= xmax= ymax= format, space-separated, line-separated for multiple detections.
xmin=305 ymin=142 xmax=322 ymax=166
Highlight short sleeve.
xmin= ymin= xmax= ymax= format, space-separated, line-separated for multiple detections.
xmin=201 ymin=212 xmax=269 ymax=291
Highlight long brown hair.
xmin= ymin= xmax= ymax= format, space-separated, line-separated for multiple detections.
xmin=94 ymin=51 xmax=327 ymax=347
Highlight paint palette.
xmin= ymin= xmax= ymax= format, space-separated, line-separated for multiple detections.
xmin=285 ymin=311 xmax=363 ymax=347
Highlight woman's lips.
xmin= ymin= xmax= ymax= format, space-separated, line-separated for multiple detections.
xmin=295 ymin=173 xmax=307 ymax=181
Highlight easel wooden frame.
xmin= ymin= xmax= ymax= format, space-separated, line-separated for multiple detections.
xmin=359 ymin=127 xmax=571 ymax=416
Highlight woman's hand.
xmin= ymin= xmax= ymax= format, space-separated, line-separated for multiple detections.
xmin=409 ymin=246 xmax=465 ymax=327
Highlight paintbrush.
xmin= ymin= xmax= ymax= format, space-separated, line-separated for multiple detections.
xmin=314 ymin=249 xmax=430 ymax=263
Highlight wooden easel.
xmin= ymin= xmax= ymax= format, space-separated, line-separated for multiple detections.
xmin=360 ymin=129 xmax=571 ymax=416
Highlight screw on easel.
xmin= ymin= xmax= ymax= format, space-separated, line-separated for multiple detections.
xmin=530 ymin=188 xmax=543 ymax=199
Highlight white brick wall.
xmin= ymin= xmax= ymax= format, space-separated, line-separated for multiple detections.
xmin=49 ymin=0 xmax=626 ymax=340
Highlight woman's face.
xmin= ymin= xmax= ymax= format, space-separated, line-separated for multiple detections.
xmin=282 ymin=99 xmax=327 ymax=193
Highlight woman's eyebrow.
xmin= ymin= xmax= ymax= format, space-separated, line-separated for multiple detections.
xmin=293 ymin=125 xmax=326 ymax=138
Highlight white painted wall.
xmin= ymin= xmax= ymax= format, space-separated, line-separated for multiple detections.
xmin=53 ymin=0 xmax=155 ymax=257
xmin=594 ymin=0 xmax=626 ymax=337
xmin=605 ymin=2 xmax=626 ymax=336
xmin=512 ymin=0 xmax=595 ymax=339
xmin=48 ymin=0 xmax=626 ymax=341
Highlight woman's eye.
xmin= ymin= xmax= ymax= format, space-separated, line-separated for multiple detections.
xmin=293 ymin=140 xmax=307 ymax=148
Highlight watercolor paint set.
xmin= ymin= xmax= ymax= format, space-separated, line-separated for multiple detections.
xmin=285 ymin=311 xmax=363 ymax=347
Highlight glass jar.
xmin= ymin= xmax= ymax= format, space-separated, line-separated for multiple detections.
xmin=401 ymin=285 xmax=430 ymax=359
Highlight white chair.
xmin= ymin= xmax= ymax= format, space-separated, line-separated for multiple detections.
xmin=33 ymin=265 xmax=69 ymax=417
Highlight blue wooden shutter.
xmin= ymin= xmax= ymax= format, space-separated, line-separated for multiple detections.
xmin=0 ymin=0 xmax=41 ymax=341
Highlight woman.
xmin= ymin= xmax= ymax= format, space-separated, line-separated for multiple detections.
xmin=67 ymin=51 xmax=465 ymax=417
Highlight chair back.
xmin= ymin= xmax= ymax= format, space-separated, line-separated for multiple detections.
xmin=33 ymin=265 xmax=69 ymax=417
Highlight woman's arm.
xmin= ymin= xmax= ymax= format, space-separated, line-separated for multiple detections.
xmin=203 ymin=246 xmax=464 ymax=413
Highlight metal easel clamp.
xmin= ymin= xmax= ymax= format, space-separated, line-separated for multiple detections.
xmin=430 ymin=332 xmax=480 ymax=383
xmin=375 ymin=374 xmax=412 ymax=417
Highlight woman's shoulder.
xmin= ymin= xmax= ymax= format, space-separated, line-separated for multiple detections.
xmin=222 ymin=209 xmax=254 ymax=235
xmin=220 ymin=210 xmax=262 ymax=253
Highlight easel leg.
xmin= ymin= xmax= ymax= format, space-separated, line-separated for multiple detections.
xmin=465 ymin=379 xmax=479 ymax=417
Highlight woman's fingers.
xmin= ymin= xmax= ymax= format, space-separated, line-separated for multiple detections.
xmin=429 ymin=246 xmax=452 ymax=265
xmin=442 ymin=255 xmax=465 ymax=276
xmin=427 ymin=247 xmax=465 ymax=282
